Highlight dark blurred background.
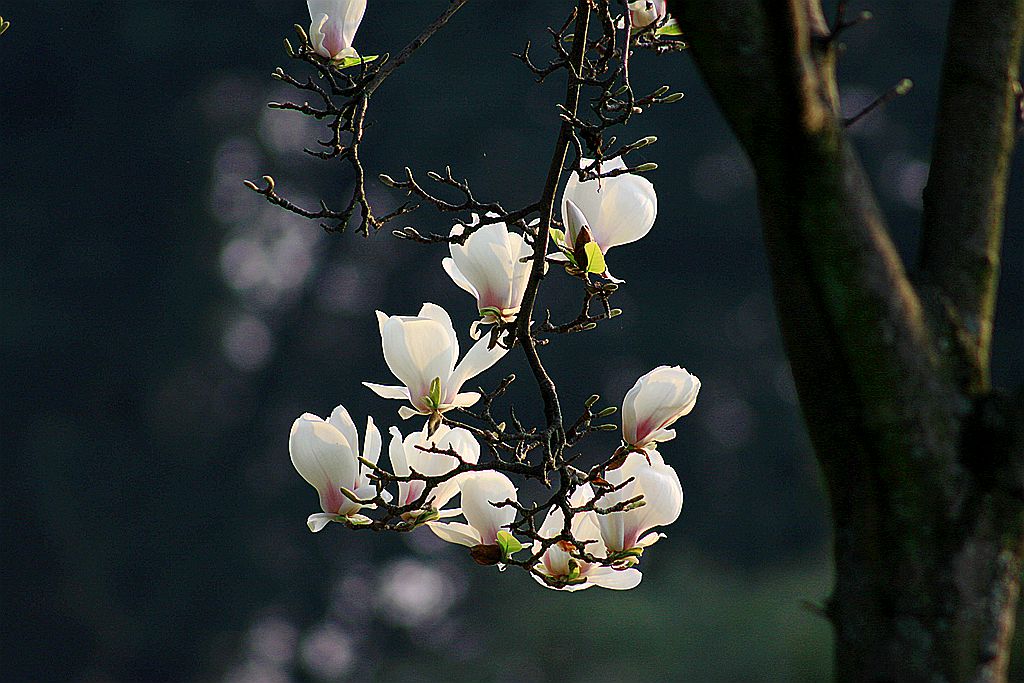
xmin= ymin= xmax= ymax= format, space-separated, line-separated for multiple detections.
xmin=2 ymin=2 xmax=1021 ymax=681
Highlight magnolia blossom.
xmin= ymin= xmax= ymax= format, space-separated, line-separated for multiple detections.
xmin=558 ymin=157 xmax=657 ymax=279
xmin=388 ymin=423 xmax=479 ymax=510
xmin=442 ymin=220 xmax=532 ymax=338
xmin=289 ymin=406 xmax=381 ymax=532
xmin=598 ymin=450 xmax=683 ymax=557
xmin=364 ymin=303 xmax=509 ymax=419
xmin=307 ymin=0 xmax=366 ymax=61
xmin=533 ymin=486 xmax=642 ymax=591
xmin=628 ymin=0 xmax=666 ymax=28
xmin=622 ymin=365 xmax=701 ymax=452
xmin=428 ymin=471 xmax=519 ymax=548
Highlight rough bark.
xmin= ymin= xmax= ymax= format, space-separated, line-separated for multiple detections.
xmin=668 ymin=0 xmax=1024 ymax=680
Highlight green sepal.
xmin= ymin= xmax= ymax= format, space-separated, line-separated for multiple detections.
xmin=549 ymin=228 xmax=566 ymax=246
xmin=584 ymin=242 xmax=607 ymax=274
xmin=496 ymin=530 xmax=524 ymax=559
xmin=332 ymin=54 xmax=380 ymax=69
xmin=479 ymin=306 xmax=503 ymax=320
xmin=345 ymin=514 xmax=373 ymax=526
xmin=424 ymin=377 xmax=442 ymax=409
xmin=656 ymin=22 xmax=683 ymax=36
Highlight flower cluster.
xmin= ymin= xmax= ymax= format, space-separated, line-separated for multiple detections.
xmin=283 ymin=0 xmax=699 ymax=592
xmin=289 ymin=165 xmax=700 ymax=590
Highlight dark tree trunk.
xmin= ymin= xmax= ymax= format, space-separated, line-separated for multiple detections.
xmin=669 ymin=0 xmax=1024 ymax=680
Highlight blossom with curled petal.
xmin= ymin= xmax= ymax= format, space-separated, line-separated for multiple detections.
xmin=442 ymin=220 xmax=532 ymax=339
xmin=597 ymin=450 xmax=683 ymax=560
xmin=554 ymin=157 xmax=657 ymax=280
xmin=307 ymin=0 xmax=366 ymax=61
xmin=289 ymin=405 xmax=382 ymax=532
xmin=622 ymin=365 xmax=700 ymax=453
xmin=427 ymin=471 xmax=520 ymax=552
xmin=363 ymin=303 xmax=508 ymax=419
xmin=532 ymin=486 xmax=642 ymax=591
xmin=388 ymin=423 xmax=479 ymax=511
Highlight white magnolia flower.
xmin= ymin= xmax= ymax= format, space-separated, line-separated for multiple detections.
xmin=427 ymin=471 xmax=519 ymax=548
xmin=628 ymin=0 xmax=666 ymax=28
xmin=622 ymin=365 xmax=700 ymax=452
xmin=557 ymin=157 xmax=657 ymax=279
xmin=598 ymin=450 xmax=683 ymax=557
xmin=363 ymin=303 xmax=509 ymax=419
xmin=442 ymin=220 xmax=533 ymax=339
xmin=388 ymin=423 xmax=480 ymax=510
xmin=289 ymin=406 xmax=382 ymax=532
xmin=533 ymin=486 xmax=642 ymax=591
xmin=307 ymin=0 xmax=366 ymax=61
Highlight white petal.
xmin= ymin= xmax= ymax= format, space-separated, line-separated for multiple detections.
xmin=375 ymin=310 xmax=389 ymax=336
xmin=382 ymin=316 xmax=455 ymax=404
xmin=598 ymin=506 xmax=627 ymax=552
xmin=450 ymin=222 xmax=517 ymax=311
xmin=307 ymin=512 xmax=338 ymax=533
xmin=459 ymin=472 xmax=518 ymax=546
xmin=586 ymin=567 xmax=643 ymax=590
xmin=362 ymin=382 xmax=410 ymax=401
xmin=339 ymin=0 xmax=366 ymax=49
xmin=363 ymin=416 xmax=381 ymax=464
xmin=593 ymin=174 xmax=657 ymax=250
xmin=636 ymin=531 xmax=666 ymax=548
xmin=418 ymin=302 xmax=459 ymax=361
xmin=631 ymin=459 xmax=684 ymax=531
xmin=308 ymin=13 xmax=330 ymax=58
xmin=327 ymin=404 xmax=360 ymax=456
xmin=449 ymin=392 xmax=481 ymax=409
xmin=388 ymin=426 xmax=410 ymax=476
xmin=448 ymin=336 xmax=508 ymax=398
xmin=442 ymin=257 xmax=479 ymax=299
xmin=562 ymin=157 xmax=628 ymax=239
xmin=427 ymin=521 xmax=481 ymax=547
xmin=398 ymin=406 xmax=423 ymax=420
xmin=289 ymin=414 xmax=357 ymax=514
xmin=508 ymin=232 xmax=535 ymax=306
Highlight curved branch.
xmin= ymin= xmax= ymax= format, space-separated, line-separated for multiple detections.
xmin=514 ymin=2 xmax=592 ymax=444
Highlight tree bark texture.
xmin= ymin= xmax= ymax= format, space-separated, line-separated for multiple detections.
xmin=668 ymin=0 xmax=1024 ymax=680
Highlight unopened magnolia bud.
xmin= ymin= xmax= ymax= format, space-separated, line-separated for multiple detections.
xmin=609 ymin=308 xmax=623 ymax=318
xmin=633 ymin=136 xmax=658 ymax=149
xmin=597 ymin=406 xmax=618 ymax=418
xmin=283 ymin=39 xmax=295 ymax=57
xmin=585 ymin=394 xmax=601 ymax=408
xmin=634 ymin=163 xmax=659 ymax=173
xmin=895 ymin=78 xmax=914 ymax=96
xmin=583 ymin=322 xmax=598 ymax=331
xmin=379 ymin=173 xmax=398 ymax=187
xmin=653 ymin=85 xmax=670 ymax=96
xmin=596 ymin=423 xmax=619 ymax=431
xmin=859 ymin=10 xmax=873 ymax=21
xmin=661 ymin=92 xmax=685 ymax=103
